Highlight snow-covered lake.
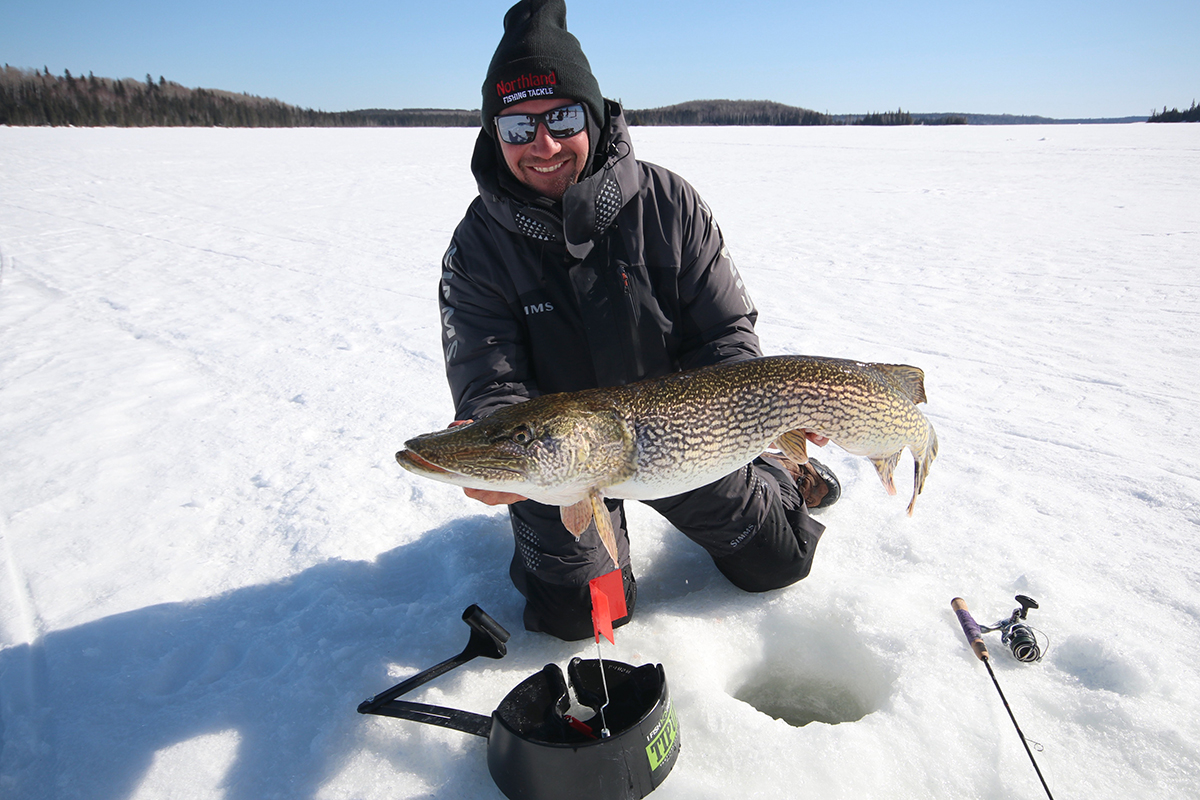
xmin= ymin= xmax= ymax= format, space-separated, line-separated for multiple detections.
xmin=1 ymin=122 xmax=1197 ymax=799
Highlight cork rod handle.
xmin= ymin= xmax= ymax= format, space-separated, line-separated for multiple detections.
xmin=951 ymin=597 xmax=989 ymax=662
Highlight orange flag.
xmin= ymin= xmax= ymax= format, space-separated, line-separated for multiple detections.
xmin=589 ymin=569 xmax=627 ymax=645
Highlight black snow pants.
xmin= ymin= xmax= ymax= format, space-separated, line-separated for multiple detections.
xmin=507 ymin=458 xmax=826 ymax=641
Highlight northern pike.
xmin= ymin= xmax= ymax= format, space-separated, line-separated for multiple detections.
xmin=397 ymin=356 xmax=938 ymax=568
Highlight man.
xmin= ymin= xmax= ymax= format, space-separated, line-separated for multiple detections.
xmin=438 ymin=0 xmax=839 ymax=641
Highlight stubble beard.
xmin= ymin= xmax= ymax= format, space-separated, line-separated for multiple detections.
xmin=519 ymin=155 xmax=582 ymax=201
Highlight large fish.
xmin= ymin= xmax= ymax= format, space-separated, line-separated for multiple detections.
xmin=398 ymin=356 xmax=938 ymax=568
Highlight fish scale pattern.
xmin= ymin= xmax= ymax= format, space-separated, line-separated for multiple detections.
xmin=615 ymin=356 xmax=938 ymax=513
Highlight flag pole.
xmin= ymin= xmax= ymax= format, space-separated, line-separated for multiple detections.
xmin=589 ymin=568 xmax=627 ymax=739
xmin=595 ymin=636 xmax=611 ymax=737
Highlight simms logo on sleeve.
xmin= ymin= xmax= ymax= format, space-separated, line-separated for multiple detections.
xmin=523 ymin=301 xmax=554 ymax=316
xmin=497 ymin=70 xmax=557 ymax=106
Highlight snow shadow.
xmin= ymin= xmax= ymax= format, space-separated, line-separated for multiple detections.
xmin=1052 ymin=635 xmax=1151 ymax=696
xmin=0 ymin=514 xmax=549 ymax=800
xmin=1 ymin=509 xmax=907 ymax=799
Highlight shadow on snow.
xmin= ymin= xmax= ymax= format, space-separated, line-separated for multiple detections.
xmin=0 ymin=507 xmax=750 ymax=800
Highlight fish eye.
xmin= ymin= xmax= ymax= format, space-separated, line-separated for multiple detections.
xmin=512 ymin=424 xmax=534 ymax=445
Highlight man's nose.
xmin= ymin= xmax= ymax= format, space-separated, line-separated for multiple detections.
xmin=526 ymin=123 xmax=562 ymax=157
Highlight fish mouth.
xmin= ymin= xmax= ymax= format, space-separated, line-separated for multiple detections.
xmin=396 ymin=449 xmax=451 ymax=475
xmin=396 ymin=448 xmax=526 ymax=479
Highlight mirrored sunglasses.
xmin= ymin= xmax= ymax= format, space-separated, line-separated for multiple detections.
xmin=495 ymin=103 xmax=587 ymax=145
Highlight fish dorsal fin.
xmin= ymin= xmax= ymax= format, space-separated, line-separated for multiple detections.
xmin=560 ymin=498 xmax=594 ymax=537
xmin=873 ymin=364 xmax=928 ymax=405
xmin=775 ymin=430 xmax=810 ymax=464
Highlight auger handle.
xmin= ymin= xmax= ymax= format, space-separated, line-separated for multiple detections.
xmin=951 ymin=597 xmax=989 ymax=662
xmin=357 ymin=605 xmax=510 ymax=716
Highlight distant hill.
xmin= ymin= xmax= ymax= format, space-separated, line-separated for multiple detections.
xmin=350 ymin=108 xmax=479 ymax=126
xmin=626 ymin=101 xmax=1146 ymax=126
xmin=626 ymin=99 xmax=831 ymax=126
xmin=629 ymin=101 xmax=920 ymax=126
xmin=908 ymin=111 xmax=1148 ymax=125
xmin=0 ymin=67 xmax=1149 ymax=127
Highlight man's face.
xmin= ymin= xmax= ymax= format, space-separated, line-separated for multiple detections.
xmin=496 ymin=98 xmax=590 ymax=201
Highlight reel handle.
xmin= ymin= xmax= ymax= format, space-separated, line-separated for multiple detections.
xmin=951 ymin=597 xmax=989 ymax=662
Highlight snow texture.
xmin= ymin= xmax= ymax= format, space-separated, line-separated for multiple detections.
xmin=1 ymin=123 xmax=1198 ymax=799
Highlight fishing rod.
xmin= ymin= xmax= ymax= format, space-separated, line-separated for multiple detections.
xmin=951 ymin=596 xmax=1056 ymax=800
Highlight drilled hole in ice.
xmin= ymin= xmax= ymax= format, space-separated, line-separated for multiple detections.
xmin=735 ymin=672 xmax=874 ymax=726
xmin=732 ymin=623 xmax=895 ymax=727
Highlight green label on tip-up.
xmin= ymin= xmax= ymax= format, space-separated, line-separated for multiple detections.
xmin=646 ymin=701 xmax=679 ymax=771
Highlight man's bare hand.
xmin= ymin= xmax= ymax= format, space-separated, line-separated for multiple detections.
xmin=464 ymin=487 xmax=528 ymax=505
xmin=805 ymin=431 xmax=829 ymax=447
xmin=450 ymin=419 xmax=528 ymax=505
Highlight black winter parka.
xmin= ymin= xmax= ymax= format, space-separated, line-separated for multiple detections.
xmin=439 ymin=101 xmax=762 ymax=421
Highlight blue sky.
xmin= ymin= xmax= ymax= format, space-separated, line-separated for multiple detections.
xmin=3 ymin=1 xmax=1196 ymax=118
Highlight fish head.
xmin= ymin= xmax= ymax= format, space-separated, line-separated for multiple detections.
xmin=396 ymin=395 xmax=635 ymax=506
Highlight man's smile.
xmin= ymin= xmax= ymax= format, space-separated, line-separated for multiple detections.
xmin=528 ymin=159 xmax=569 ymax=173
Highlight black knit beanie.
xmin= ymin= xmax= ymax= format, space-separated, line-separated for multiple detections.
xmin=481 ymin=0 xmax=604 ymax=134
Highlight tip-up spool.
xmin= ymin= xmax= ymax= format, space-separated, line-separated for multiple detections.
xmin=357 ymin=607 xmax=679 ymax=800
xmin=488 ymin=658 xmax=679 ymax=800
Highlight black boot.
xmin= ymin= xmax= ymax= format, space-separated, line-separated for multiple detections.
xmin=760 ymin=453 xmax=841 ymax=512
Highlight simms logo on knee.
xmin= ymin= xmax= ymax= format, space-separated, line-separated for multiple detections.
xmin=523 ymin=302 xmax=554 ymax=316
xmin=729 ymin=523 xmax=756 ymax=548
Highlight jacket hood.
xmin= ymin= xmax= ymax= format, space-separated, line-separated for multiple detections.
xmin=472 ymin=99 xmax=638 ymax=259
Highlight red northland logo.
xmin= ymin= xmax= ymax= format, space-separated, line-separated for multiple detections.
xmin=497 ymin=70 xmax=557 ymax=102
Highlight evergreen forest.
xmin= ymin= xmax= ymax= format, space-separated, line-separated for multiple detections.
xmin=0 ymin=67 xmax=477 ymax=127
xmin=1148 ymin=102 xmax=1199 ymax=122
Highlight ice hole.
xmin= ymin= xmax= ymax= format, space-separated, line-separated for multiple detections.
xmin=733 ymin=621 xmax=895 ymax=727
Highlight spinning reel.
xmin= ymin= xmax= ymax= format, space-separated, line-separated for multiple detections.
xmin=979 ymin=595 xmax=1046 ymax=663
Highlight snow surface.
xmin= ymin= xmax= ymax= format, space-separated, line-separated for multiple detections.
xmin=1 ymin=123 xmax=1198 ymax=800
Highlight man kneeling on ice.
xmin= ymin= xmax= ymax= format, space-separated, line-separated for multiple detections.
xmin=435 ymin=0 xmax=839 ymax=640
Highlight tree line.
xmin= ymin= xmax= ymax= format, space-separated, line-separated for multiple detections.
xmin=0 ymin=67 xmax=479 ymax=127
xmin=9 ymin=66 xmax=1143 ymax=128
xmin=3 ymin=67 xmax=936 ymax=129
xmin=1148 ymin=101 xmax=1199 ymax=122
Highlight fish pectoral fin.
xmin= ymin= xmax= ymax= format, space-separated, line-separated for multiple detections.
xmin=561 ymin=494 xmax=620 ymax=568
xmin=871 ymin=452 xmax=903 ymax=496
xmin=590 ymin=491 xmax=620 ymax=570
xmin=560 ymin=499 xmax=594 ymax=537
xmin=775 ymin=430 xmax=811 ymax=464
xmin=873 ymin=364 xmax=928 ymax=405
